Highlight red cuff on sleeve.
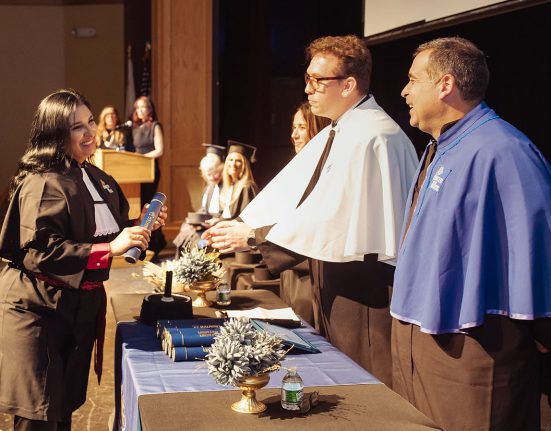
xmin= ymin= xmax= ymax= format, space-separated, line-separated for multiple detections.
xmin=87 ymin=243 xmax=111 ymax=269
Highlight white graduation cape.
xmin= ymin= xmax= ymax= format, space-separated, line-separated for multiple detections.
xmin=240 ymin=96 xmax=418 ymax=264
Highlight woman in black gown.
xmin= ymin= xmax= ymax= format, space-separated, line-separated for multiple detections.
xmin=0 ymin=89 xmax=166 ymax=430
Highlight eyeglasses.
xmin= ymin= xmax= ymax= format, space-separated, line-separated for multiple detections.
xmin=304 ymin=73 xmax=346 ymax=90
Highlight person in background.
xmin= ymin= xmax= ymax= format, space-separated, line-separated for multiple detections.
xmin=95 ymin=105 xmax=132 ymax=151
xmin=132 ymin=95 xmax=166 ymax=255
xmin=172 ymin=144 xmax=225 ymax=255
xmin=291 ymin=101 xmax=330 ymax=153
xmin=218 ymin=140 xmax=258 ymax=220
xmin=0 ymin=89 xmax=167 ymax=431
xmin=203 ymin=35 xmax=418 ymax=386
xmin=280 ymin=101 xmax=330 ymax=326
xmin=199 ymin=144 xmax=225 ymax=217
xmin=391 ymin=37 xmax=551 ymax=430
xmin=132 ymin=96 xmax=163 ymax=204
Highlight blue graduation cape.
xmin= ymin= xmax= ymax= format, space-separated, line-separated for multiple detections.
xmin=391 ymin=102 xmax=551 ymax=334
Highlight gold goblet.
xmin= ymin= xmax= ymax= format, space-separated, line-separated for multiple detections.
xmin=231 ymin=373 xmax=270 ymax=414
xmin=190 ymin=280 xmax=217 ymax=307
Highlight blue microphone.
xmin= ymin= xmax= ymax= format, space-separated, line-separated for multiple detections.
xmin=124 ymin=192 xmax=167 ymax=263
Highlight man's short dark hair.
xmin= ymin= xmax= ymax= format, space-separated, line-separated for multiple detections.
xmin=415 ymin=37 xmax=489 ymax=102
xmin=306 ymin=35 xmax=372 ymax=94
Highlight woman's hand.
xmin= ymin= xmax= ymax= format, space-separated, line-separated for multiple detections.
xmin=109 ymin=226 xmax=151 ymax=256
xmin=139 ymin=204 xmax=168 ymax=231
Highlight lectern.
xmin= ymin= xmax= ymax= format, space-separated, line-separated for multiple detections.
xmin=94 ymin=149 xmax=154 ymax=219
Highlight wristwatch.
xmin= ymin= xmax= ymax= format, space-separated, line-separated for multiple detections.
xmin=246 ymin=228 xmax=257 ymax=250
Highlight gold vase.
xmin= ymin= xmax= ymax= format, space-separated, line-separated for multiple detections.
xmin=190 ymin=280 xmax=217 ymax=307
xmin=170 ymin=280 xmax=188 ymax=294
xmin=231 ymin=373 xmax=270 ymax=414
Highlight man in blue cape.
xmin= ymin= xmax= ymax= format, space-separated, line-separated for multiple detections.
xmin=391 ymin=37 xmax=551 ymax=430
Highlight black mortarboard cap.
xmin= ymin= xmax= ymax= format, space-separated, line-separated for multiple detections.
xmin=227 ymin=140 xmax=256 ymax=163
xmin=201 ymin=143 xmax=226 ymax=160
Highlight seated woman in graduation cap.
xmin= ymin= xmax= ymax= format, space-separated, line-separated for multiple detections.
xmin=199 ymin=144 xmax=226 ymax=217
xmin=173 ymin=144 xmax=225 ymax=254
xmin=219 ymin=140 xmax=259 ymax=220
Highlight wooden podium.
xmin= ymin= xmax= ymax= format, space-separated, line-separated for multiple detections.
xmin=94 ymin=149 xmax=154 ymax=219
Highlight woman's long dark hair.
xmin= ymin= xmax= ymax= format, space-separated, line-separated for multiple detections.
xmin=10 ymin=89 xmax=92 ymax=196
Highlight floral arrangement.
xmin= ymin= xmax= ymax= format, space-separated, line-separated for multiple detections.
xmin=205 ymin=317 xmax=287 ymax=386
xmin=173 ymin=241 xmax=225 ymax=286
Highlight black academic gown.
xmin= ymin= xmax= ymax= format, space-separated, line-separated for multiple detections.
xmin=200 ymin=183 xmax=222 ymax=216
xmin=0 ymin=162 xmax=131 ymax=421
xmin=279 ymin=261 xmax=316 ymax=327
xmin=172 ymin=183 xmax=222 ymax=253
xmin=222 ymin=183 xmax=258 ymax=220
xmin=256 ymin=228 xmax=394 ymax=387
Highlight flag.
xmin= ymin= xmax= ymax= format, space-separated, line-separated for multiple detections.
xmin=125 ymin=45 xmax=136 ymax=121
xmin=140 ymin=42 xmax=151 ymax=97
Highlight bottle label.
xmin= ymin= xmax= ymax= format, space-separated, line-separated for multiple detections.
xmin=283 ymin=389 xmax=303 ymax=403
xmin=217 ymin=292 xmax=229 ymax=301
xmin=216 ymin=291 xmax=230 ymax=305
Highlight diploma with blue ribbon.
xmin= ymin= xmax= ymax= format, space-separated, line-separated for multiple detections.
xmin=170 ymin=346 xmax=209 ymax=362
xmin=157 ymin=318 xmax=226 ymax=361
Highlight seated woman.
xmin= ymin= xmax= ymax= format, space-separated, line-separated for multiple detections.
xmin=95 ymin=105 xmax=132 ymax=151
xmin=219 ymin=140 xmax=259 ymax=220
xmin=173 ymin=145 xmax=225 ymax=255
xmin=280 ymin=102 xmax=330 ymax=327
xmin=199 ymin=144 xmax=226 ymax=216
xmin=209 ymin=141 xmax=259 ymax=283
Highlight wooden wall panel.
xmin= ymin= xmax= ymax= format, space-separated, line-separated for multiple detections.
xmin=152 ymin=0 xmax=212 ymax=239
xmin=170 ymin=166 xmax=205 ymax=218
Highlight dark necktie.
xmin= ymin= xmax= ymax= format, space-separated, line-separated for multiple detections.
xmin=296 ymin=124 xmax=336 ymax=208
xmin=402 ymin=140 xmax=437 ymax=241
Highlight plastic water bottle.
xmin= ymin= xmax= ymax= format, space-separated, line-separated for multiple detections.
xmin=281 ymin=367 xmax=304 ymax=411
xmin=215 ymin=282 xmax=231 ymax=306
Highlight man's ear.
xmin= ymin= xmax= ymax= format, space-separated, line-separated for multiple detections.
xmin=342 ymin=76 xmax=358 ymax=97
xmin=439 ymin=74 xmax=455 ymax=99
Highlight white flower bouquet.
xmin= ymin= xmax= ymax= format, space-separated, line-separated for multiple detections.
xmin=173 ymin=241 xmax=225 ymax=286
xmin=205 ymin=317 xmax=287 ymax=386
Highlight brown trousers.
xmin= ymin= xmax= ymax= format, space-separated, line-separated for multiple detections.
xmin=257 ymin=228 xmax=395 ymax=387
xmin=392 ymin=316 xmax=542 ymax=431
xmin=14 ymin=415 xmax=71 ymax=431
xmin=279 ymin=261 xmax=316 ymax=327
xmin=310 ymin=255 xmax=394 ymax=387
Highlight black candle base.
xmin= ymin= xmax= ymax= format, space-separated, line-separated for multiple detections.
xmin=140 ymin=293 xmax=193 ymax=325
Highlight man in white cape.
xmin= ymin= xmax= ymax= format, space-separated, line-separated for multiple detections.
xmin=204 ymin=35 xmax=418 ymax=386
